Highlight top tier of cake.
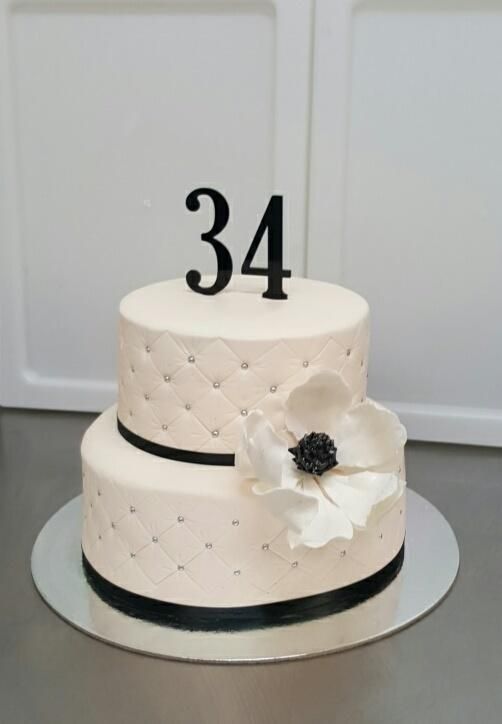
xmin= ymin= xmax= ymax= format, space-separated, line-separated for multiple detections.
xmin=117 ymin=276 xmax=370 ymax=454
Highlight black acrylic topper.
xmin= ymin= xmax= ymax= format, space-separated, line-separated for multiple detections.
xmin=185 ymin=188 xmax=233 ymax=296
xmin=185 ymin=189 xmax=291 ymax=300
xmin=241 ymin=195 xmax=291 ymax=300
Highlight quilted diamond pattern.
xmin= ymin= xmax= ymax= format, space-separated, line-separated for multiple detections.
xmin=118 ymin=314 xmax=370 ymax=453
xmin=81 ymin=413 xmax=406 ymax=609
xmin=81 ymin=276 xmax=409 ymax=610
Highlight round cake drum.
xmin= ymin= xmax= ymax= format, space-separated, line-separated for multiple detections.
xmin=31 ymin=489 xmax=458 ymax=664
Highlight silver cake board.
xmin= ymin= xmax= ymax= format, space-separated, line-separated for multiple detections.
xmin=31 ymin=490 xmax=459 ymax=664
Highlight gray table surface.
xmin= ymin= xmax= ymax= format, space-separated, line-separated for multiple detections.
xmin=1 ymin=407 xmax=501 ymax=724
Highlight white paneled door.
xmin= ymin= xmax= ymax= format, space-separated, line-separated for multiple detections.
xmin=0 ymin=0 xmax=312 ymax=410
xmin=308 ymin=0 xmax=502 ymax=446
xmin=1 ymin=0 xmax=501 ymax=446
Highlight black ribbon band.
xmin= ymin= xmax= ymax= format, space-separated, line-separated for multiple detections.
xmin=117 ymin=418 xmax=235 ymax=466
xmin=82 ymin=543 xmax=404 ymax=632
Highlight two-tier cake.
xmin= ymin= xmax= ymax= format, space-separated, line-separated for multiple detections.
xmin=81 ymin=275 xmax=406 ymax=630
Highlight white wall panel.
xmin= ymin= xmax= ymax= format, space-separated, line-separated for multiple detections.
xmin=308 ymin=0 xmax=502 ymax=445
xmin=2 ymin=0 xmax=500 ymax=446
xmin=0 ymin=0 xmax=312 ymax=411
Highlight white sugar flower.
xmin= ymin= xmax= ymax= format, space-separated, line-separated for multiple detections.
xmin=236 ymin=371 xmax=407 ymax=549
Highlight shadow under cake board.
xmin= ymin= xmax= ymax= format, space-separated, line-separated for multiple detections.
xmin=31 ymin=490 xmax=459 ymax=664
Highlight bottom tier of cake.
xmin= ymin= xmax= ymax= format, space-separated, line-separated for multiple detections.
xmin=81 ymin=406 xmax=406 ymax=613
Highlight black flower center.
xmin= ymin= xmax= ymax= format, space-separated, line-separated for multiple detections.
xmin=289 ymin=432 xmax=338 ymax=476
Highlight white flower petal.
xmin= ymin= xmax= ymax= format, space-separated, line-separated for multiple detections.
xmin=254 ymin=475 xmax=354 ymax=549
xmin=281 ymin=456 xmax=304 ymax=489
xmin=252 ymin=480 xmax=275 ymax=495
xmin=252 ymin=459 xmax=302 ymax=494
xmin=253 ymin=481 xmax=319 ymax=536
xmin=285 ymin=371 xmax=352 ymax=440
xmin=335 ymin=400 xmax=407 ymax=469
xmin=291 ymin=478 xmax=354 ymax=548
xmin=234 ymin=444 xmax=254 ymax=480
xmin=368 ymin=477 xmax=406 ymax=525
xmin=292 ymin=504 xmax=353 ymax=548
xmin=368 ymin=451 xmax=403 ymax=475
xmin=321 ymin=470 xmax=399 ymax=528
xmin=236 ymin=410 xmax=289 ymax=487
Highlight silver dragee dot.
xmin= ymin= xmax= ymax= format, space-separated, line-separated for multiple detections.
xmin=162 ymin=424 xmax=168 ymax=431
xmin=303 ymin=360 xmax=309 ymax=368
xmin=130 ymin=505 xmax=135 ymax=513
xmin=98 ymin=535 xmax=102 ymax=541
xmin=177 ymin=515 xmax=184 ymax=523
xmin=241 ymin=362 xmax=248 ymax=370
xmin=213 ymin=381 xmax=220 ymax=389
xmin=111 ymin=522 xmax=115 ymax=529
xmin=177 ymin=565 xmax=184 ymax=571
xmin=346 ymin=348 xmax=351 ymax=357
xmin=240 ymin=409 xmax=248 ymax=416
xmin=262 ymin=543 xmax=269 ymax=551
xmin=130 ymin=552 xmax=135 ymax=558
xmin=233 ymin=570 xmax=241 ymax=576
xmin=185 ymin=403 xmax=191 ymax=410
xmin=145 ymin=345 xmax=151 ymax=353
xmin=379 ymin=533 xmax=383 ymax=539
xmin=205 ymin=542 xmax=213 ymax=549
xmin=212 ymin=430 xmax=219 ymax=437
xmin=97 ymin=490 xmax=101 ymax=496
xmin=152 ymin=536 xmax=158 ymax=543
xmin=144 ymin=393 xmax=150 ymax=400
xmin=292 ymin=561 xmax=298 ymax=568
xmin=232 ymin=519 xmax=239 ymax=526
xmin=188 ymin=355 xmax=195 ymax=363
xmin=340 ymin=550 xmax=346 ymax=557
xmin=164 ymin=375 xmax=171 ymax=382
xmin=270 ymin=385 xmax=277 ymax=393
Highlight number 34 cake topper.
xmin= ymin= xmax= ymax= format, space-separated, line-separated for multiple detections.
xmin=185 ymin=188 xmax=291 ymax=300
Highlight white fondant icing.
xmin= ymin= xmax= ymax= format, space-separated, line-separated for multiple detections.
xmin=81 ymin=407 xmax=405 ymax=608
xmin=118 ymin=276 xmax=370 ymax=453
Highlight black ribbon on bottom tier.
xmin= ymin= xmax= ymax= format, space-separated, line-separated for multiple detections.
xmin=82 ymin=543 xmax=405 ymax=633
